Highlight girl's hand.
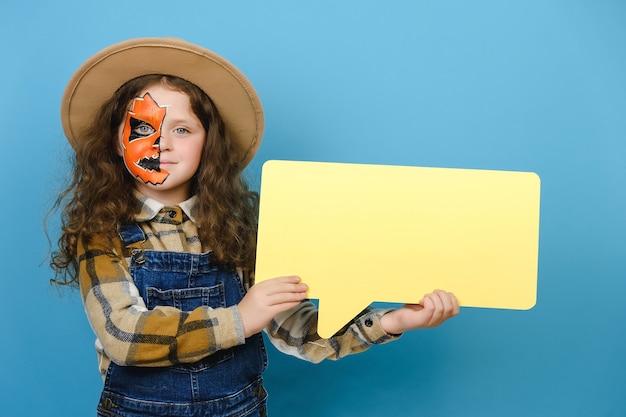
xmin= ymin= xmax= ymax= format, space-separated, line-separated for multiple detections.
xmin=380 ymin=290 xmax=460 ymax=335
xmin=238 ymin=276 xmax=307 ymax=338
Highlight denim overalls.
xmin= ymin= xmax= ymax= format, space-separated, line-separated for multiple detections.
xmin=97 ymin=223 xmax=268 ymax=417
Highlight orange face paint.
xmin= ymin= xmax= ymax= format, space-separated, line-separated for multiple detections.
xmin=121 ymin=93 xmax=169 ymax=185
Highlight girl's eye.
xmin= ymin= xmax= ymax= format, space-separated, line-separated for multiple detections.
xmin=174 ymin=127 xmax=189 ymax=135
xmin=133 ymin=122 xmax=156 ymax=136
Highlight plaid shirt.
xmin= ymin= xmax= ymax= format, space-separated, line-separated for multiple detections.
xmin=79 ymin=193 xmax=398 ymax=379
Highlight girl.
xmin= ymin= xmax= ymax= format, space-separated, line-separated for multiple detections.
xmin=51 ymin=37 xmax=459 ymax=417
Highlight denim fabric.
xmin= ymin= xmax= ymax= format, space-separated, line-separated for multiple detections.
xmin=97 ymin=379 xmax=267 ymax=417
xmin=96 ymin=223 xmax=268 ymax=416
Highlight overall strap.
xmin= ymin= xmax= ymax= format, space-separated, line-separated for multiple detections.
xmin=118 ymin=223 xmax=146 ymax=246
xmin=118 ymin=223 xmax=148 ymax=264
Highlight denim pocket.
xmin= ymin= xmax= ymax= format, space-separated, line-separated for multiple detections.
xmin=145 ymin=284 xmax=225 ymax=311
xmin=171 ymin=347 xmax=235 ymax=372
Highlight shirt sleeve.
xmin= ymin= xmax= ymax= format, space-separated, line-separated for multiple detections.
xmin=78 ymin=234 xmax=246 ymax=367
xmin=264 ymin=300 xmax=401 ymax=363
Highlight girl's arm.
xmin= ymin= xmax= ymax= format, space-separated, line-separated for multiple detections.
xmin=264 ymin=302 xmax=398 ymax=363
xmin=78 ymin=234 xmax=245 ymax=367
xmin=379 ymin=290 xmax=459 ymax=335
xmin=264 ymin=288 xmax=459 ymax=363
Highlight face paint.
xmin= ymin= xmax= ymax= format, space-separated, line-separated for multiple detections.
xmin=120 ymin=93 xmax=169 ymax=185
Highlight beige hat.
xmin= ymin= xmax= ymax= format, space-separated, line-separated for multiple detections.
xmin=60 ymin=37 xmax=264 ymax=166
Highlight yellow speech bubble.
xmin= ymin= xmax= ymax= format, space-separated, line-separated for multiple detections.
xmin=255 ymin=160 xmax=540 ymax=338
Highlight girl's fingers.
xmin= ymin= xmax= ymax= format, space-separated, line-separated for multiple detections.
xmin=424 ymin=290 xmax=459 ymax=326
xmin=437 ymin=290 xmax=460 ymax=317
xmin=434 ymin=289 xmax=454 ymax=315
xmin=449 ymin=292 xmax=460 ymax=315
xmin=267 ymin=288 xmax=308 ymax=304
xmin=256 ymin=277 xmax=308 ymax=306
xmin=425 ymin=293 xmax=444 ymax=326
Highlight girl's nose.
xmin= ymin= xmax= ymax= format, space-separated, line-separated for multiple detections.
xmin=157 ymin=134 xmax=173 ymax=151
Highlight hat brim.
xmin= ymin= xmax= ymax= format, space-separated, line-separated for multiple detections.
xmin=61 ymin=37 xmax=263 ymax=166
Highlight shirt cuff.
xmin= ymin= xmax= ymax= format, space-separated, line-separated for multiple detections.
xmin=214 ymin=305 xmax=246 ymax=349
xmin=356 ymin=308 xmax=402 ymax=344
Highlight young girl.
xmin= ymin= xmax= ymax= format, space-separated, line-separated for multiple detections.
xmin=51 ymin=37 xmax=460 ymax=417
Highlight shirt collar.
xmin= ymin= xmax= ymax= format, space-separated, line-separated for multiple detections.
xmin=179 ymin=196 xmax=197 ymax=223
xmin=134 ymin=190 xmax=197 ymax=223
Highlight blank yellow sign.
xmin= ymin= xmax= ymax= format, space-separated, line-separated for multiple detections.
xmin=255 ymin=160 xmax=541 ymax=338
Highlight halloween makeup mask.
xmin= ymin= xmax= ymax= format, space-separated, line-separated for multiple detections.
xmin=120 ymin=93 xmax=169 ymax=185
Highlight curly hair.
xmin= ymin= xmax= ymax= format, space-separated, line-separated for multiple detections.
xmin=50 ymin=74 xmax=259 ymax=287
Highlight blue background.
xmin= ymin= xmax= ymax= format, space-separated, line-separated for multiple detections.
xmin=1 ymin=1 xmax=624 ymax=416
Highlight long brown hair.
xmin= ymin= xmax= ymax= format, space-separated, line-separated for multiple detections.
xmin=50 ymin=75 xmax=258 ymax=287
